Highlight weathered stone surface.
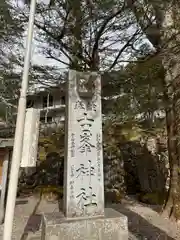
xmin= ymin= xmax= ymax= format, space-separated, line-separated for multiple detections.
xmin=21 ymin=108 xmax=40 ymax=168
xmin=121 ymin=136 xmax=169 ymax=195
xmin=104 ymin=151 xmax=125 ymax=202
xmin=64 ymin=70 xmax=104 ymax=218
xmin=41 ymin=208 xmax=128 ymax=240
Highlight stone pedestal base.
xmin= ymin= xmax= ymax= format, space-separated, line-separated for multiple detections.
xmin=41 ymin=208 xmax=128 ymax=240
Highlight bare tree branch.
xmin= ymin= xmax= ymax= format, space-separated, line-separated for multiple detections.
xmin=0 ymin=95 xmax=17 ymax=108
xmin=91 ymin=3 xmax=126 ymax=69
xmin=109 ymin=29 xmax=141 ymax=70
xmin=46 ymin=50 xmax=69 ymax=66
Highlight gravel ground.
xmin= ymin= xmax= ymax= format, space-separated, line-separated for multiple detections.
xmin=110 ymin=196 xmax=180 ymax=239
xmin=0 ymin=195 xmax=58 ymax=240
xmin=0 ymin=195 xmax=180 ymax=239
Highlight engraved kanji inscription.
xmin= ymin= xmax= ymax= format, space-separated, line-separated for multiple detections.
xmin=76 ymin=186 xmax=97 ymax=209
xmin=77 ymin=113 xmax=95 ymax=154
xmin=70 ymin=133 xmax=75 ymax=157
xmin=76 ymin=188 xmax=86 ymax=209
xmin=96 ymin=133 xmax=101 ymax=181
xmin=70 ymin=165 xmax=75 ymax=177
xmin=76 ymin=164 xmax=88 ymax=181
xmin=79 ymin=130 xmax=95 ymax=154
xmin=70 ymin=180 xmax=75 ymax=199
xmin=87 ymin=160 xmax=95 ymax=184
xmin=87 ymin=101 xmax=97 ymax=111
xmin=75 ymin=160 xmax=95 ymax=181
xmin=84 ymin=186 xmax=97 ymax=207
xmin=74 ymin=100 xmax=96 ymax=111
xmin=74 ymin=100 xmax=86 ymax=110
xmin=77 ymin=112 xmax=94 ymax=125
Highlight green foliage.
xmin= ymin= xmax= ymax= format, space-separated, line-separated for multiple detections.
xmin=34 ymin=185 xmax=63 ymax=195
xmin=0 ymin=0 xmax=22 ymax=41
xmin=38 ymin=127 xmax=65 ymax=161
xmin=105 ymin=189 xmax=123 ymax=204
xmin=103 ymin=119 xmax=144 ymax=146
xmin=137 ymin=191 xmax=167 ymax=205
xmin=102 ymin=56 xmax=165 ymax=129
xmin=0 ymin=1 xmax=24 ymax=120
xmin=33 ymin=185 xmax=63 ymax=201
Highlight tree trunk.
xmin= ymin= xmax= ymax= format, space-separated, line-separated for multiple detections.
xmin=161 ymin=63 xmax=177 ymax=216
xmin=68 ymin=0 xmax=83 ymax=70
xmin=163 ymin=74 xmax=180 ymax=220
xmin=162 ymin=100 xmax=178 ymax=218
xmin=132 ymin=0 xmax=180 ymax=219
xmin=161 ymin=4 xmax=180 ymax=220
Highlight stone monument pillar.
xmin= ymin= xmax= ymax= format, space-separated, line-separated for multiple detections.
xmin=42 ymin=70 xmax=128 ymax=240
xmin=63 ymin=70 xmax=104 ymax=218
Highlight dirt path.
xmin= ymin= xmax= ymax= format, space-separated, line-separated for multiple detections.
xmin=0 ymin=196 xmax=58 ymax=239
xmin=1 ymin=195 xmax=180 ymax=239
xmin=109 ymin=196 xmax=180 ymax=239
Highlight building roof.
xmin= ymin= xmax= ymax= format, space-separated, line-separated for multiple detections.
xmin=0 ymin=138 xmax=14 ymax=148
xmin=27 ymin=82 xmax=66 ymax=97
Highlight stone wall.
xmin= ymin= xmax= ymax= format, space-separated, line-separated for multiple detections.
xmin=103 ymin=147 xmax=125 ymax=203
xmin=121 ymin=136 xmax=169 ymax=195
xmin=103 ymin=133 xmax=169 ymax=201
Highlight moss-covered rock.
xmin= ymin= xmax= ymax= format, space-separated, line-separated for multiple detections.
xmin=105 ymin=189 xmax=123 ymax=204
xmin=34 ymin=185 xmax=63 ymax=202
xmin=137 ymin=191 xmax=166 ymax=205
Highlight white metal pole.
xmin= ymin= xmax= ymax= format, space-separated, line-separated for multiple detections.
xmin=0 ymin=150 xmax=10 ymax=224
xmin=3 ymin=0 xmax=37 ymax=239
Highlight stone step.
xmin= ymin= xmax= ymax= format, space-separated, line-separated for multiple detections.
xmin=26 ymin=231 xmax=41 ymax=240
xmin=42 ymin=208 xmax=128 ymax=240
